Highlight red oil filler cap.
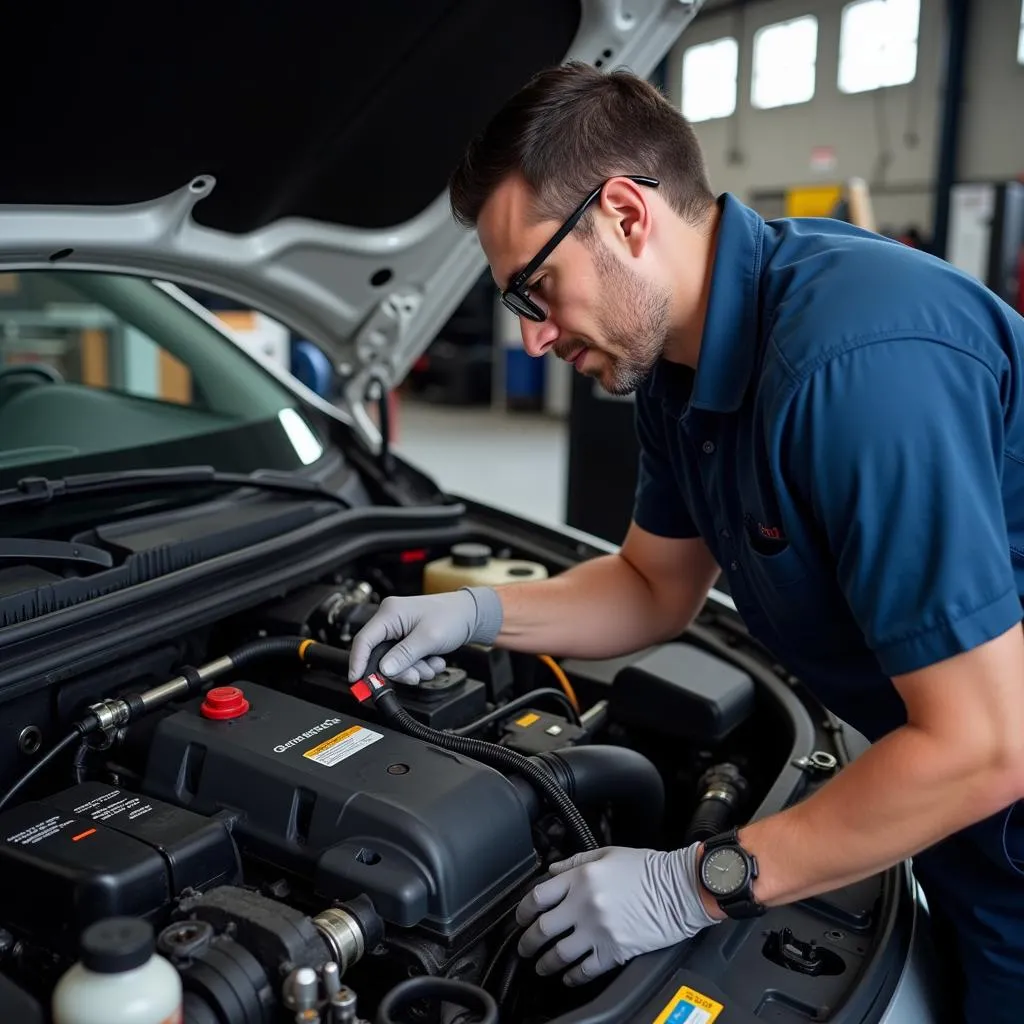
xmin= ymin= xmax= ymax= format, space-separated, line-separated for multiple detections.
xmin=200 ymin=686 xmax=250 ymax=720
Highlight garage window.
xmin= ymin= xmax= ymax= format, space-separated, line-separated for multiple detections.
xmin=751 ymin=15 xmax=818 ymax=110
xmin=681 ymin=37 xmax=739 ymax=122
xmin=838 ymin=0 xmax=920 ymax=94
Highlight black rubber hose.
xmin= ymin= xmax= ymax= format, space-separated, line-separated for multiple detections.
xmin=304 ymin=641 xmax=598 ymax=852
xmin=0 ymin=728 xmax=88 ymax=812
xmin=534 ymin=745 xmax=666 ymax=849
xmin=684 ymin=796 xmax=735 ymax=845
xmin=452 ymin=688 xmax=581 ymax=735
xmin=682 ymin=763 xmax=748 ymax=846
xmin=480 ymin=924 xmax=521 ymax=994
xmin=227 ymin=635 xmax=310 ymax=671
xmin=495 ymin=949 xmax=522 ymax=1008
xmin=376 ymin=977 xmax=498 ymax=1024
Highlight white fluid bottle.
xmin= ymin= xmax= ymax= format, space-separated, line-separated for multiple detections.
xmin=52 ymin=916 xmax=183 ymax=1024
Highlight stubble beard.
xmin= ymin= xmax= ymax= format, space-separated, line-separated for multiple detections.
xmin=589 ymin=242 xmax=671 ymax=396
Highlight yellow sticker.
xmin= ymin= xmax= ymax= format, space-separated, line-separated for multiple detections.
xmin=515 ymin=713 xmax=540 ymax=728
xmin=652 ymin=985 xmax=723 ymax=1024
xmin=304 ymin=725 xmax=382 ymax=766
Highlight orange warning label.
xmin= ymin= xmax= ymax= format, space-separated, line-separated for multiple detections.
xmin=303 ymin=725 xmax=382 ymax=766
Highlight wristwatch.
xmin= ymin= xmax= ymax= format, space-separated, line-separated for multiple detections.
xmin=698 ymin=829 xmax=767 ymax=919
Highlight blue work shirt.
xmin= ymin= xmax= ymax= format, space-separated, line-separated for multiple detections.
xmin=633 ymin=192 xmax=1024 ymax=1018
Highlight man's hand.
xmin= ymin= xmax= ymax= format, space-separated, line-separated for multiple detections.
xmin=347 ymin=587 xmax=503 ymax=685
xmin=515 ymin=844 xmax=720 ymax=987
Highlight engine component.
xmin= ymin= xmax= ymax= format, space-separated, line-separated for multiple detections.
xmin=259 ymin=581 xmax=379 ymax=647
xmin=283 ymin=965 xmax=319 ymax=1013
xmin=610 ymin=642 xmax=755 ymax=743
xmin=172 ymin=886 xmax=381 ymax=981
xmin=530 ymin=745 xmax=666 ymax=849
xmin=51 ymin=917 xmax=182 ymax=1024
xmin=447 ymin=644 xmax=516 ymax=705
xmin=0 ymin=785 xmax=238 ymax=955
xmin=301 ymin=658 xmax=489 ymax=732
xmin=330 ymin=640 xmax=598 ymax=853
xmin=498 ymin=708 xmax=586 ymax=756
xmin=135 ymin=683 xmax=537 ymax=936
xmin=683 ymin=763 xmax=750 ymax=845
xmin=313 ymin=897 xmax=383 ymax=974
xmin=423 ymin=542 xmax=547 ymax=593
xmin=388 ymin=666 xmax=488 ymax=731
xmin=376 ymin=976 xmax=498 ymax=1024
xmin=793 ymin=750 xmax=839 ymax=777
xmin=329 ymin=985 xmax=359 ymax=1023
xmin=158 ymin=919 xmax=273 ymax=1024
xmin=762 ymin=926 xmax=846 ymax=977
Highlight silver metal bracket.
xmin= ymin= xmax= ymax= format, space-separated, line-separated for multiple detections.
xmin=346 ymin=291 xmax=422 ymax=386
xmin=340 ymin=291 xmax=422 ymax=448
xmin=792 ymin=750 xmax=839 ymax=777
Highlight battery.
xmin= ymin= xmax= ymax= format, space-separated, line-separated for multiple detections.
xmin=0 ymin=800 xmax=168 ymax=953
xmin=0 ymin=784 xmax=239 ymax=954
xmin=46 ymin=782 xmax=240 ymax=896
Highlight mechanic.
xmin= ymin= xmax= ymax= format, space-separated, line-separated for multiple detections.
xmin=349 ymin=61 xmax=1024 ymax=1021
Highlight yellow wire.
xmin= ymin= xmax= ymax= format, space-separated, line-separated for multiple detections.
xmin=538 ymin=655 xmax=581 ymax=715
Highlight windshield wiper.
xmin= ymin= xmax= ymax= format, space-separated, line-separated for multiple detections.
xmin=0 ymin=466 xmax=351 ymax=511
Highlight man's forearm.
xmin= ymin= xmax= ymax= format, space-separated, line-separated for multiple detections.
xmin=732 ymin=722 xmax=1024 ymax=911
xmin=490 ymin=553 xmax=693 ymax=659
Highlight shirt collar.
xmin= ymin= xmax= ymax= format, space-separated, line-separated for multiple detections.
xmin=646 ymin=192 xmax=766 ymax=414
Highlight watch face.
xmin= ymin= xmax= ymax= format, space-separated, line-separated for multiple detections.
xmin=701 ymin=847 xmax=748 ymax=896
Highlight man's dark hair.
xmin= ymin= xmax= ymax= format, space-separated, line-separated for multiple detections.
xmin=449 ymin=60 xmax=715 ymax=232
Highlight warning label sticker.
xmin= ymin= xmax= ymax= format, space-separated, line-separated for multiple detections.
xmin=515 ymin=713 xmax=540 ymax=728
xmin=304 ymin=725 xmax=382 ymax=766
xmin=652 ymin=985 xmax=723 ymax=1024
xmin=6 ymin=815 xmax=77 ymax=846
xmin=70 ymin=789 xmax=154 ymax=824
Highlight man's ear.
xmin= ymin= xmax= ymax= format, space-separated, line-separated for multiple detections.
xmin=597 ymin=176 xmax=653 ymax=257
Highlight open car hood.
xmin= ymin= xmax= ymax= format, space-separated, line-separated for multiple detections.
xmin=0 ymin=0 xmax=704 ymax=439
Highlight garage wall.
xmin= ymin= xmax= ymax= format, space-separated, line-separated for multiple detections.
xmin=664 ymin=0 xmax=1024 ymax=235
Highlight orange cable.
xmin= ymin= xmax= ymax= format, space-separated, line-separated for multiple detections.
xmin=538 ymin=654 xmax=580 ymax=715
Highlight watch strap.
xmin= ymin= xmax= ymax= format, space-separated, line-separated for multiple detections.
xmin=699 ymin=830 xmax=767 ymax=920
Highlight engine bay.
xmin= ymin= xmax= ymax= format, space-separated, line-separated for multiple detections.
xmin=0 ymin=535 xmax=907 ymax=1024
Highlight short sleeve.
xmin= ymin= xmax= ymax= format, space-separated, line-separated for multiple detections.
xmin=631 ymin=389 xmax=700 ymax=539
xmin=785 ymin=338 xmax=1022 ymax=677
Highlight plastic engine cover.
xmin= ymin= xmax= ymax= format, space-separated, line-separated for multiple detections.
xmin=139 ymin=682 xmax=537 ymax=935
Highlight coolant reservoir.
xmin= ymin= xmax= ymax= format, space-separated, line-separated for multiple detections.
xmin=52 ymin=917 xmax=182 ymax=1024
xmin=424 ymin=543 xmax=548 ymax=593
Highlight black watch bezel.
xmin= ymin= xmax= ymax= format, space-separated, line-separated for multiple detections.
xmin=698 ymin=828 xmax=767 ymax=920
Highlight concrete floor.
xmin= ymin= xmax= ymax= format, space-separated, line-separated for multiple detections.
xmin=393 ymin=399 xmax=568 ymax=527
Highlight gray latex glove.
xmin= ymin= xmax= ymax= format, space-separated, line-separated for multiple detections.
xmin=347 ymin=587 xmax=503 ymax=686
xmin=515 ymin=843 xmax=720 ymax=986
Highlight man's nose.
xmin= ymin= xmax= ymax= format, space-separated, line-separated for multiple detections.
xmin=520 ymin=316 xmax=560 ymax=358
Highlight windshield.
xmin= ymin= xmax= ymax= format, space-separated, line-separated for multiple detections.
xmin=0 ymin=270 xmax=324 ymax=486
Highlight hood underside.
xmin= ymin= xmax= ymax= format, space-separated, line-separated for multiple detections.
xmin=0 ymin=0 xmax=705 ymax=440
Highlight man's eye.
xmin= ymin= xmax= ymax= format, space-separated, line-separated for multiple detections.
xmin=526 ymin=277 xmax=546 ymax=295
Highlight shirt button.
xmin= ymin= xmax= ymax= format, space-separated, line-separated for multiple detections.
xmin=730 ymin=560 xmax=739 ymax=571
xmin=702 ymin=441 xmax=715 ymax=454
xmin=720 ymin=528 xmax=730 ymax=539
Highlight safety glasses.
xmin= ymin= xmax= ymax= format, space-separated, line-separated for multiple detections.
xmin=500 ymin=175 xmax=660 ymax=322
